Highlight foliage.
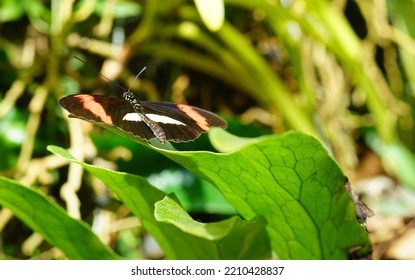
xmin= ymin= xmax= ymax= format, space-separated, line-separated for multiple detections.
xmin=1 ymin=131 xmax=370 ymax=259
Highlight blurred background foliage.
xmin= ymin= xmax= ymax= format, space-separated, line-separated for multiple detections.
xmin=1 ymin=0 xmax=415 ymax=259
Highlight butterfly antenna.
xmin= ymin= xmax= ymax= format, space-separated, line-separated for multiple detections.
xmin=126 ymin=66 xmax=147 ymax=93
xmin=74 ymin=56 xmax=126 ymax=92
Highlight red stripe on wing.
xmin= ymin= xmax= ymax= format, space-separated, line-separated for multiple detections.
xmin=75 ymin=95 xmax=114 ymax=125
xmin=177 ymin=104 xmax=210 ymax=131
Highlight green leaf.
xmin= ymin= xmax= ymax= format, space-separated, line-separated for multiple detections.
xmin=49 ymin=127 xmax=371 ymax=259
xmin=0 ymin=176 xmax=118 ymax=260
xmin=194 ymin=0 xmax=224 ymax=32
xmin=155 ymin=196 xmax=270 ymax=259
xmin=48 ymin=145 xmax=270 ymax=259
xmin=209 ymin=127 xmax=260 ymax=153
xmin=155 ymin=130 xmax=371 ymax=259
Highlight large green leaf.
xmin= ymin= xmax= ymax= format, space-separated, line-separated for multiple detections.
xmin=153 ymin=130 xmax=371 ymax=259
xmin=0 ymin=177 xmax=118 ymax=259
xmin=48 ymin=146 xmax=270 ymax=260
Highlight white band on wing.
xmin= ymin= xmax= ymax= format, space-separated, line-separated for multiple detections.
xmin=123 ymin=112 xmax=186 ymax=125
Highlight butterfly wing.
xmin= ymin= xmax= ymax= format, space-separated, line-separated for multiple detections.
xmin=140 ymin=101 xmax=227 ymax=142
xmin=59 ymin=94 xmax=155 ymax=140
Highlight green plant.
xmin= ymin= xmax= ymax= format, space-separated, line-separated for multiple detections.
xmin=0 ymin=130 xmax=370 ymax=259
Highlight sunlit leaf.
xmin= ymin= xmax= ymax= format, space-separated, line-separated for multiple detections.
xmin=0 ymin=177 xmax=118 ymax=259
xmin=194 ymin=0 xmax=224 ymax=31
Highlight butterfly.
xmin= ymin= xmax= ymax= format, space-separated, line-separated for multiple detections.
xmin=59 ymin=90 xmax=227 ymax=143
